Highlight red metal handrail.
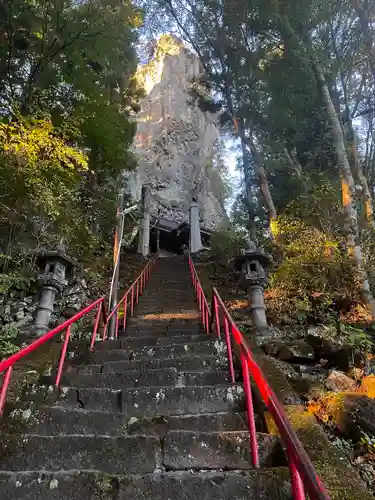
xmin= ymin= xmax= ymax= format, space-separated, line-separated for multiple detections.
xmin=0 ymin=254 xmax=158 ymax=416
xmin=103 ymin=254 xmax=158 ymax=341
xmin=187 ymin=256 xmax=211 ymax=334
xmin=186 ymin=253 xmax=330 ymax=500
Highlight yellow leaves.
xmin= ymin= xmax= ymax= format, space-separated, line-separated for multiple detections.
xmin=269 ymin=216 xmax=280 ymax=238
xmin=0 ymin=118 xmax=89 ymax=219
xmin=358 ymin=375 xmax=375 ymax=398
xmin=0 ymin=119 xmax=88 ymax=172
xmin=308 ymin=376 xmax=375 ymax=425
xmin=307 ymin=392 xmax=346 ymax=424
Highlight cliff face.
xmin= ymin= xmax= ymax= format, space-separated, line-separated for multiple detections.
xmin=129 ymin=35 xmax=226 ymax=231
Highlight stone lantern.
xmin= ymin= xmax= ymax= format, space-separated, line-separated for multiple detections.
xmin=34 ymin=249 xmax=77 ymax=336
xmin=235 ymin=241 xmax=272 ymax=334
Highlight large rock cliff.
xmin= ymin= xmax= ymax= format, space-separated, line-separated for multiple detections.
xmin=129 ymin=35 xmax=227 ymax=231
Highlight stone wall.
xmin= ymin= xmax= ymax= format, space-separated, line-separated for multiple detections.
xmin=128 ymin=35 xmax=227 ymax=231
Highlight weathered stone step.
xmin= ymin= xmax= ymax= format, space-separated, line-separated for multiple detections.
xmin=63 ymin=369 xmax=229 ymax=389
xmin=89 ymin=342 xmax=218 ymax=364
xmin=121 ymin=328 xmax=204 ymax=338
xmin=5 ymin=406 xmax=128 ymax=436
xmin=100 ymin=355 xmax=225 ymax=374
xmin=0 ymin=434 xmax=159 ymax=474
xmin=57 ymin=385 xmax=244 ymax=414
xmin=0 ymin=469 xmax=292 ymax=499
xmin=93 ymin=334 xmax=208 ymax=350
xmin=125 ymin=411 xmax=250 ymax=435
xmin=126 ymin=319 xmax=201 ymax=329
xmin=6 ymin=407 xmax=251 ymax=436
xmin=164 ymin=430 xmax=285 ymax=470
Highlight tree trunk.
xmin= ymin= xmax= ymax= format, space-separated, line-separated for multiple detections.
xmin=240 ymin=136 xmax=257 ymax=242
xmin=348 ymin=124 xmax=374 ymax=225
xmin=243 ymin=133 xmax=278 ymax=237
xmin=351 ymin=0 xmax=375 ymax=86
xmin=313 ymin=59 xmax=375 ymax=316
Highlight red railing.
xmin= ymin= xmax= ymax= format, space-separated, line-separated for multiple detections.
xmin=99 ymin=254 xmax=158 ymax=344
xmin=187 ymin=253 xmax=330 ymax=500
xmin=188 ymin=256 xmax=211 ymax=334
xmin=0 ymin=255 xmax=158 ymax=416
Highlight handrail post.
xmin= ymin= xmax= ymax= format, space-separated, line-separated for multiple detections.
xmin=224 ymin=316 xmax=235 ymax=384
xmin=55 ymin=325 xmax=72 ymax=387
xmin=240 ymin=350 xmax=259 ymax=468
xmin=131 ymin=286 xmax=134 ymax=316
xmin=0 ymin=366 xmax=13 ymax=416
xmin=115 ymin=307 xmax=119 ymax=339
xmin=213 ymin=295 xmax=221 ymax=338
xmin=90 ymin=301 xmax=103 ymax=351
xmin=123 ymin=295 xmax=128 ymax=331
xmin=288 ymin=448 xmax=306 ymax=500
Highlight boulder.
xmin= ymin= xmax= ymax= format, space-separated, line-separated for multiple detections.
xmin=260 ymin=339 xmax=284 ymax=357
xmin=325 ymin=370 xmax=357 ymax=392
xmin=277 ymin=340 xmax=315 ymax=362
xmin=307 ymin=331 xmax=363 ymax=370
xmin=14 ymin=310 xmax=25 ymax=322
xmin=339 ymin=395 xmax=375 ymax=442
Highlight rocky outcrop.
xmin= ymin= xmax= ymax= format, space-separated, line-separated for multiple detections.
xmin=129 ymin=35 xmax=227 ymax=231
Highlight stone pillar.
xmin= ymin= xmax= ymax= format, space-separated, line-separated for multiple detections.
xmin=156 ymin=229 xmax=160 ymax=252
xmin=138 ymin=185 xmax=151 ymax=256
xmin=248 ymin=284 xmax=268 ymax=329
xmin=34 ymin=286 xmax=60 ymax=335
xmin=189 ymin=200 xmax=203 ymax=253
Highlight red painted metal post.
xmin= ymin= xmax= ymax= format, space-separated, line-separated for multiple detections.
xmin=0 ymin=366 xmax=13 ymax=416
xmin=136 ymin=280 xmax=139 ymax=304
xmin=102 ymin=323 xmax=107 ymax=341
xmin=213 ymin=295 xmax=221 ymax=338
xmin=288 ymin=449 xmax=306 ymax=500
xmin=123 ymin=295 xmax=128 ymax=330
xmin=224 ymin=316 xmax=235 ymax=384
xmin=205 ymin=307 xmax=210 ymax=334
xmin=55 ymin=325 xmax=72 ymax=387
xmin=131 ymin=287 xmax=134 ymax=316
xmin=90 ymin=302 xmax=103 ymax=351
xmin=240 ymin=351 xmax=259 ymax=468
xmin=115 ymin=309 xmax=119 ymax=339
xmin=202 ymin=303 xmax=207 ymax=331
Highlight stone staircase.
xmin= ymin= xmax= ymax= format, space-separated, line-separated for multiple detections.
xmin=0 ymin=256 xmax=292 ymax=499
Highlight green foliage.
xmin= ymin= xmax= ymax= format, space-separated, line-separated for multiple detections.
xmin=0 ymin=0 xmax=142 ymax=264
xmin=267 ymin=215 xmax=360 ymax=323
xmin=0 ymin=325 xmax=19 ymax=359
xmin=340 ymin=324 xmax=374 ymax=351
xmin=0 ymin=272 xmax=35 ymax=295
xmin=210 ymin=230 xmax=247 ymax=260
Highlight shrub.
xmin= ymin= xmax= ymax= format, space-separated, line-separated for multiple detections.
xmin=266 ymin=216 xmax=361 ymax=324
xmin=210 ymin=230 xmax=247 ymax=260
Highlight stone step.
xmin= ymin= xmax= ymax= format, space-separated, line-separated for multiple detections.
xmin=122 ymin=326 xmax=202 ymax=337
xmin=0 ymin=434 xmax=159 ymax=474
xmin=89 ymin=342 xmax=218 ymax=364
xmin=100 ymin=355 xmax=225 ymax=374
xmin=93 ymin=334 xmax=208 ymax=350
xmin=5 ymin=406 xmax=129 ymax=436
xmin=58 ymin=385 xmax=244 ymax=415
xmin=0 ymin=469 xmax=292 ymax=499
xmin=5 ymin=407 xmax=250 ymax=436
xmin=121 ymin=328 xmax=204 ymax=338
xmin=63 ymin=369 xmax=229 ymax=389
xmin=164 ymin=430 xmax=285 ymax=470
